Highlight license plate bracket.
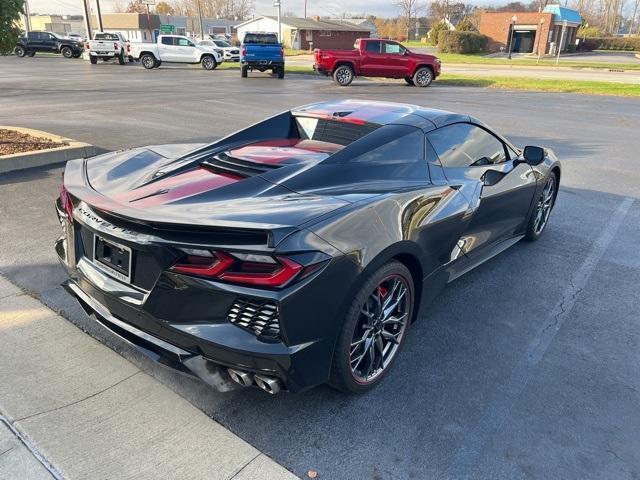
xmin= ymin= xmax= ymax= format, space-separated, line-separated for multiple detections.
xmin=93 ymin=235 xmax=132 ymax=283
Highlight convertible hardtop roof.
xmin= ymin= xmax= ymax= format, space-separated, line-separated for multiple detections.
xmin=292 ymin=99 xmax=474 ymax=130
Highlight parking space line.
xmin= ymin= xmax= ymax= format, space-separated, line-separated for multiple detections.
xmin=447 ymin=196 xmax=635 ymax=475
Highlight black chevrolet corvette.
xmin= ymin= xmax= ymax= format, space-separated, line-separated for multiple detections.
xmin=57 ymin=100 xmax=560 ymax=394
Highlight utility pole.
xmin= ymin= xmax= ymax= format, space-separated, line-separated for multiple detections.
xmin=304 ymin=0 xmax=307 ymax=18
xmin=23 ymin=0 xmax=31 ymax=31
xmin=82 ymin=0 xmax=92 ymax=40
xmin=95 ymin=0 xmax=104 ymax=32
xmin=196 ymin=0 xmax=204 ymax=40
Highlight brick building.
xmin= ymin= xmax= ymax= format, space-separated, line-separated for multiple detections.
xmin=235 ymin=16 xmax=370 ymax=50
xmin=479 ymin=5 xmax=582 ymax=55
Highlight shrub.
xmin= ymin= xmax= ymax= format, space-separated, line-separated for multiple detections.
xmin=579 ymin=37 xmax=640 ymax=52
xmin=0 ymin=0 xmax=24 ymax=55
xmin=456 ymin=18 xmax=477 ymax=32
xmin=429 ymin=22 xmax=449 ymax=46
xmin=438 ymin=31 xmax=488 ymax=54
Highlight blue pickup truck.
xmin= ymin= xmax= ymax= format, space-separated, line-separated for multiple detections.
xmin=240 ymin=32 xmax=285 ymax=79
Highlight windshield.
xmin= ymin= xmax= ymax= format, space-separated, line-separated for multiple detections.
xmin=214 ymin=40 xmax=231 ymax=47
xmin=243 ymin=33 xmax=278 ymax=45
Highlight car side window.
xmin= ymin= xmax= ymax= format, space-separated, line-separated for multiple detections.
xmin=364 ymin=40 xmax=381 ymax=53
xmin=28 ymin=32 xmax=39 ymax=40
xmin=427 ymin=123 xmax=508 ymax=168
xmin=384 ymin=42 xmax=405 ymax=55
xmin=178 ymin=38 xmax=194 ymax=47
xmin=161 ymin=37 xmax=174 ymax=45
xmin=43 ymin=33 xmax=55 ymax=41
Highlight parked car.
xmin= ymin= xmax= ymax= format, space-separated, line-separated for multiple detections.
xmin=129 ymin=35 xmax=223 ymax=70
xmin=314 ymin=38 xmax=441 ymax=87
xmin=87 ymin=32 xmax=129 ymax=65
xmin=56 ymin=99 xmax=560 ymax=395
xmin=204 ymin=37 xmax=240 ymax=62
xmin=66 ymin=33 xmax=85 ymax=43
xmin=14 ymin=31 xmax=84 ymax=59
xmin=240 ymin=32 xmax=284 ymax=78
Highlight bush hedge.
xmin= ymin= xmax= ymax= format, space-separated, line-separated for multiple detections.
xmin=579 ymin=37 xmax=640 ymax=52
xmin=429 ymin=22 xmax=449 ymax=46
xmin=438 ymin=31 xmax=488 ymax=54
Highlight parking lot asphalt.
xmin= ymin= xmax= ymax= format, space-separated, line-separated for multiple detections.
xmin=1 ymin=56 xmax=640 ymax=479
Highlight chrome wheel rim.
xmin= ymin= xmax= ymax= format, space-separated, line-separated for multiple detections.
xmin=350 ymin=274 xmax=411 ymax=383
xmin=337 ymin=67 xmax=352 ymax=85
xmin=15 ymin=47 xmax=25 ymax=57
xmin=142 ymin=56 xmax=154 ymax=68
xmin=534 ymin=176 xmax=555 ymax=234
xmin=62 ymin=48 xmax=72 ymax=58
xmin=416 ymin=69 xmax=431 ymax=86
xmin=203 ymin=57 xmax=213 ymax=69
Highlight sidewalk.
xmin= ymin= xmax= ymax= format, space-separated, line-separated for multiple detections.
xmin=0 ymin=276 xmax=299 ymax=480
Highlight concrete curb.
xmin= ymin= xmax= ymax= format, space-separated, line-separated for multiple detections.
xmin=0 ymin=127 xmax=104 ymax=174
xmin=0 ymin=276 xmax=299 ymax=480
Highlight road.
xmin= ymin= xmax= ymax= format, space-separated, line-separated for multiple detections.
xmin=1 ymin=56 xmax=640 ymax=479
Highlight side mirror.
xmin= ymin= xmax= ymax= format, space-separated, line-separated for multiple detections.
xmin=522 ymin=145 xmax=545 ymax=165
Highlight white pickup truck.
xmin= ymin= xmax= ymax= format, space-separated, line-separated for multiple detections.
xmin=87 ymin=32 xmax=130 ymax=65
xmin=129 ymin=35 xmax=224 ymax=70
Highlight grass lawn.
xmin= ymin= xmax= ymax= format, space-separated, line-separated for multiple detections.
xmin=439 ymin=73 xmax=640 ymax=96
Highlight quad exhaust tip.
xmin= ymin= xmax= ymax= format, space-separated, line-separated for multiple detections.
xmin=227 ymin=368 xmax=283 ymax=394
xmin=227 ymin=368 xmax=254 ymax=387
xmin=253 ymin=374 xmax=282 ymax=395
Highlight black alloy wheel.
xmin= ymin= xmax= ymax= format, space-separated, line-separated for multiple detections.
xmin=525 ymin=171 xmax=557 ymax=241
xmin=330 ymin=261 xmax=414 ymax=393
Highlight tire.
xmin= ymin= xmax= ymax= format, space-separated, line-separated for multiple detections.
xmin=332 ymin=64 xmax=354 ymax=86
xmin=61 ymin=46 xmax=73 ymax=59
xmin=14 ymin=46 xmax=26 ymax=58
xmin=118 ymin=50 xmax=125 ymax=65
xmin=155 ymin=60 xmax=162 ymax=68
xmin=201 ymin=55 xmax=216 ymax=70
xmin=524 ymin=171 xmax=557 ymax=241
xmin=413 ymin=66 xmax=433 ymax=87
xmin=72 ymin=52 xmax=81 ymax=58
xmin=404 ymin=77 xmax=414 ymax=86
xmin=241 ymin=65 xmax=248 ymax=78
xmin=89 ymin=55 xmax=98 ymax=64
xmin=128 ymin=56 xmax=134 ymax=63
xmin=27 ymin=51 xmax=36 ymax=57
xmin=141 ymin=53 xmax=156 ymax=69
xmin=329 ymin=261 xmax=415 ymax=394
xmin=277 ymin=66 xmax=285 ymax=79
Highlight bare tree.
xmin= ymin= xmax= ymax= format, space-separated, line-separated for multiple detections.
xmin=394 ymin=0 xmax=424 ymax=40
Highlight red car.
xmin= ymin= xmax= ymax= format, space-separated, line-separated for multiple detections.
xmin=314 ymin=38 xmax=441 ymax=87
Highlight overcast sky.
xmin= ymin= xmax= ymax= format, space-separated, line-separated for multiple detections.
xmin=29 ymin=0 xmax=465 ymax=17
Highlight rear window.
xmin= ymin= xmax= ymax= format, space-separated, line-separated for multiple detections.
xmin=95 ymin=33 xmax=119 ymax=40
xmin=243 ymin=33 xmax=278 ymax=44
xmin=295 ymin=116 xmax=378 ymax=146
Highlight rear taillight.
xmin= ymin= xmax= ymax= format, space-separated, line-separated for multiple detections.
xmin=241 ymin=46 xmax=246 ymax=56
xmin=280 ymin=47 xmax=284 ymax=57
xmin=114 ymin=42 xmax=118 ymax=50
xmin=127 ymin=43 xmax=130 ymax=52
xmin=59 ymin=180 xmax=74 ymax=219
xmin=170 ymin=249 xmax=304 ymax=288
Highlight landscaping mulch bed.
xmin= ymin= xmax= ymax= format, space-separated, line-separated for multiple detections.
xmin=0 ymin=129 xmax=66 ymax=156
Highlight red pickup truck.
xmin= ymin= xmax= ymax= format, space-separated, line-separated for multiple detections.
xmin=314 ymin=38 xmax=441 ymax=87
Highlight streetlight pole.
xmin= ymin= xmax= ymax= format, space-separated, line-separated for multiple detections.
xmin=304 ymin=0 xmax=307 ymax=18
xmin=556 ymin=19 xmax=567 ymax=66
xmin=274 ymin=0 xmax=281 ymax=43
xmin=507 ymin=14 xmax=517 ymax=60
